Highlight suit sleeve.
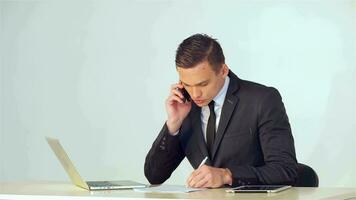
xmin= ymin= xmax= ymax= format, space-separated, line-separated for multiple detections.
xmin=144 ymin=123 xmax=185 ymax=184
xmin=229 ymin=88 xmax=298 ymax=186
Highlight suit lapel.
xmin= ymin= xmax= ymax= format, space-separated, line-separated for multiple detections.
xmin=211 ymin=71 xmax=240 ymax=160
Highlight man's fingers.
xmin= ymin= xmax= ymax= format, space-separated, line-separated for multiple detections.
xmin=187 ymin=169 xmax=205 ymax=187
xmin=170 ymin=83 xmax=183 ymax=90
xmin=186 ymin=170 xmax=198 ymax=186
xmin=193 ymin=175 xmax=210 ymax=188
xmin=167 ymin=95 xmax=184 ymax=104
xmin=186 ymin=166 xmax=207 ymax=186
xmin=171 ymin=88 xmax=184 ymax=99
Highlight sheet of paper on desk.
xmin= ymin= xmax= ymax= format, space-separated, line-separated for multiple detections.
xmin=133 ymin=185 xmax=205 ymax=193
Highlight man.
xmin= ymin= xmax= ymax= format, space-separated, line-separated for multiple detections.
xmin=144 ymin=34 xmax=298 ymax=188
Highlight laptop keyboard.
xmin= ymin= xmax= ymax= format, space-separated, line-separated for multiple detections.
xmin=88 ymin=181 xmax=120 ymax=186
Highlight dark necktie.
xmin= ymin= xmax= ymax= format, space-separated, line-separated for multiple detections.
xmin=206 ymin=100 xmax=216 ymax=158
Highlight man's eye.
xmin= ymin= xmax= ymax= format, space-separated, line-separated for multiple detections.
xmin=200 ymin=83 xmax=208 ymax=87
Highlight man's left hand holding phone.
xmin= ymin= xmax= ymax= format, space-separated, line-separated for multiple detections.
xmin=165 ymin=82 xmax=192 ymax=135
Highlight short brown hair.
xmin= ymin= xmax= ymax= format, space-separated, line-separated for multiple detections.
xmin=175 ymin=34 xmax=225 ymax=72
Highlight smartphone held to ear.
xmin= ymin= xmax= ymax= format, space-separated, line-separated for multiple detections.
xmin=178 ymin=88 xmax=191 ymax=103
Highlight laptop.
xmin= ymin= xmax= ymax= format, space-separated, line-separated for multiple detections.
xmin=46 ymin=137 xmax=146 ymax=190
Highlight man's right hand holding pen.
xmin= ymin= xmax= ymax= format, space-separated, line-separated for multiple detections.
xmin=186 ymin=156 xmax=232 ymax=188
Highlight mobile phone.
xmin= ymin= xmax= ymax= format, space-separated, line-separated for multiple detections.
xmin=178 ymin=87 xmax=191 ymax=103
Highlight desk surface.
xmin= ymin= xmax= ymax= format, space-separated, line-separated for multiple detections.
xmin=1 ymin=181 xmax=356 ymax=200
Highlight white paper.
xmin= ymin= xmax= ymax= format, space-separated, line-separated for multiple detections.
xmin=133 ymin=185 xmax=205 ymax=193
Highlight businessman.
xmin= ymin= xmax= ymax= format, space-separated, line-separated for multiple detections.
xmin=144 ymin=34 xmax=298 ymax=188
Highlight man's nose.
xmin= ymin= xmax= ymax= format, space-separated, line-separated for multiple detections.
xmin=191 ymin=87 xmax=202 ymax=99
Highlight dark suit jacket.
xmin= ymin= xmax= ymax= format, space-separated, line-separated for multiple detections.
xmin=144 ymin=71 xmax=298 ymax=187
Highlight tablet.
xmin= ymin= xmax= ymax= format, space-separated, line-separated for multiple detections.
xmin=226 ymin=185 xmax=291 ymax=193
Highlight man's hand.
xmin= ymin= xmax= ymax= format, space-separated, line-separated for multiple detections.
xmin=166 ymin=83 xmax=192 ymax=134
xmin=186 ymin=165 xmax=232 ymax=188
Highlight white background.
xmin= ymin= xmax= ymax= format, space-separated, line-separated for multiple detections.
xmin=1 ymin=0 xmax=355 ymax=187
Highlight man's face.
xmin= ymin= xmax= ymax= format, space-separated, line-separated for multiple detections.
xmin=177 ymin=61 xmax=229 ymax=107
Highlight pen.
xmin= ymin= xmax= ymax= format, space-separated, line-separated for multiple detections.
xmin=198 ymin=156 xmax=208 ymax=168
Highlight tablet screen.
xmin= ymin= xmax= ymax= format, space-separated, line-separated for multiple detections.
xmin=226 ymin=185 xmax=291 ymax=193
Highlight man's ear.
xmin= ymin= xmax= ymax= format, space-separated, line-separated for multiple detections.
xmin=221 ymin=64 xmax=229 ymax=77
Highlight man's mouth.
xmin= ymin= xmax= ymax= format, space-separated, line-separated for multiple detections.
xmin=194 ymin=99 xmax=205 ymax=104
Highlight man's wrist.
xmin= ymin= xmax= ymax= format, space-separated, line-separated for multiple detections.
xmin=166 ymin=120 xmax=181 ymax=135
xmin=223 ymin=168 xmax=233 ymax=186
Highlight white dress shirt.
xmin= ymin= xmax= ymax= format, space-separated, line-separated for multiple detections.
xmin=201 ymin=76 xmax=230 ymax=142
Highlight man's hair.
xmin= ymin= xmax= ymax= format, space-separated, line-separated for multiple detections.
xmin=175 ymin=34 xmax=225 ymax=72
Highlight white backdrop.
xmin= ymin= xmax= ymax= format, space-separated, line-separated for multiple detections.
xmin=1 ymin=0 xmax=355 ymax=187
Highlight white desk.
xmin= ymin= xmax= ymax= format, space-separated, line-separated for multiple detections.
xmin=1 ymin=181 xmax=356 ymax=200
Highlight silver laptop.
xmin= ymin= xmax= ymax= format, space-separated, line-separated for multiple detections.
xmin=46 ymin=137 xmax=146 ymax=190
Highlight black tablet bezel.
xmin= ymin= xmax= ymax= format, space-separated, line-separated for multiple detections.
xmin=226 ymin=185 xmax=292 ymax=193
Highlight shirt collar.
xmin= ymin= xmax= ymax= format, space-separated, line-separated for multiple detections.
xmin=213 ymin=76 xmax=230 ymax=107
